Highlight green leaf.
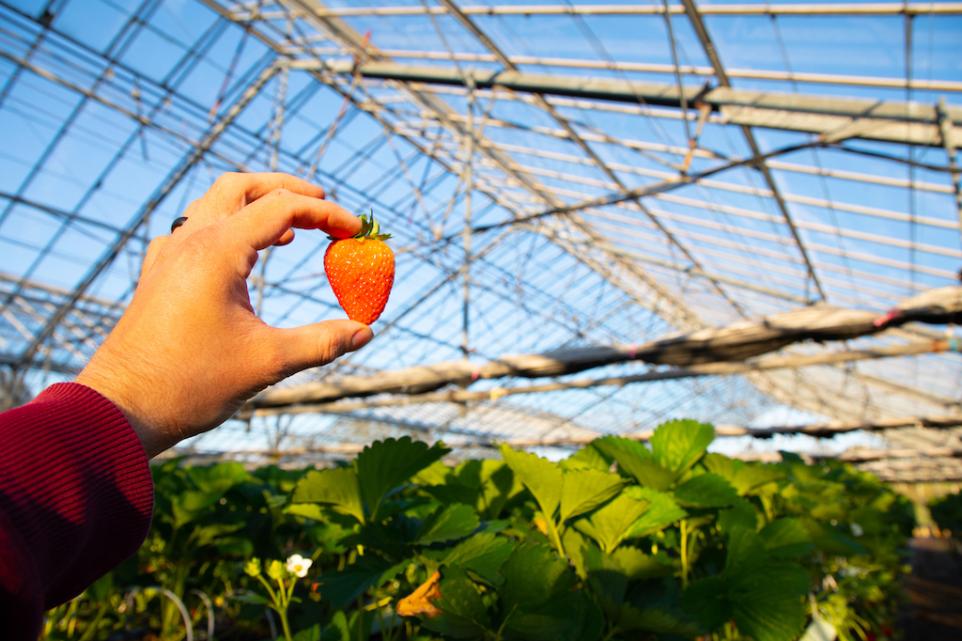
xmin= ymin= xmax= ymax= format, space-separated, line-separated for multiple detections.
xmin=682 ymin=575 xmax=729 ymax=631
xmin=292 ymin=467 xmax=364 ymax=524
xmin=187 ymin=462 xmax=250 ymax=492
xmin=559 ymin=468 xmax=624 ymax=522
xmin=500 ymin=542 xmax=576 ymax=610
xmin=591 ymin=436 xmax=674 ymax=490
xmin=563 ymin=444 xmax=611 ymax=471
xmin=758 ymin=518 xmax=814 ymax=560
xmin=674 ymin=473 xmax=738 ymax=508
xmin=317 ymin=555 xmax=406 ymax=609
xmin=502 ymin=590 xmax=601 ymax=641
xmin=417 ymin=503 xmax=480 ymax=545
xmin=355 ymin=437 xmax=449 ymax=520
xmin=626 ymin=487 xmax=686 ymax=537
xmin=442 ymin=532 xmax=515 ymax=586
xmin=190 ymin=522 xmax=244 ymax=548
xmin=610 ymin=546 xmax=674 ymax=580
xmin=450 ymin=459 xmax=522 ymax=517
xmin=718 ymin=497 xmax=759 ymax=533
xmin=285 ymin=503 xmax=327 ymax=521
xmin=619 ymin=605 xmax=699 ymax=636
xmin=500 ymin=445 xmax=563 ymax=518
xmin=728 ymin=563 xmax=809 ymax=641
xmin=583 ymin=541 xmax=628 ymax=608
xmin=703 ymin=454 xmax=784 ymax=495
xmin=690 ymin=526 xmax=811 ymax=641
xmin=424 ymin=569 xmax=491 ymax=639
xmin=171 ymin=463 xmax=250 ymax=527
xmin=322 ymin=612 xmax=351 ymax=641
xmin=574 ymin=489 xmax=652 ymax=553
xmin=649 ymin=419 xmax=715 ymax=475
xmin=724 ymin=526 xmax=762 ymax=572
xmin=804 ymin=520 xmax=867 ymax=557
xmin=413 ymin=459 xmax=451 ymax=486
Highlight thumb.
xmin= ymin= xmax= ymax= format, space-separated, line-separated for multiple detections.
xmin=273 ymin=319 xmax=373 ymax=375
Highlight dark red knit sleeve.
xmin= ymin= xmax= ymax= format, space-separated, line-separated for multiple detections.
xmin=0 ymin=382 xmax=154 ymax=640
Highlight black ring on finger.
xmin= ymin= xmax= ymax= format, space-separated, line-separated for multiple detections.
xmin=170 ymin=216 xmax=188 ymax=233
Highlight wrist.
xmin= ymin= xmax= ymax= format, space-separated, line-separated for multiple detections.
xmin=76 ymin=354 xmax=168 ymax=458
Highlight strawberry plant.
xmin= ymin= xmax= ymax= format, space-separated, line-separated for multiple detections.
xmin=43 ymin=422 xmax=913 ymax=641
xmin=929 ymin=490 xmax=962 ymax=538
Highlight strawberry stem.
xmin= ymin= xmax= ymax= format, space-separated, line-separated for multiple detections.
xmin=352 ymin=211 xmax=392 ymax=241
xmin=327 ymin=212 xmax=392 ymax=242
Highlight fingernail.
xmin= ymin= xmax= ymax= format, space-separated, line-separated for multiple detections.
xmin=351 ymin=327 xmax=373 ymax=350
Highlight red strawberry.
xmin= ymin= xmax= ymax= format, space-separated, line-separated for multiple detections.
xmin=324 ymin=213 xmax=394 ymax=324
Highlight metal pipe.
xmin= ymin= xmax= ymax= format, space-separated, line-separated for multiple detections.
xmin=362 ymin=49 xmax=962 ymax=93
xmin=300 ymin=59 xmax=960 ymax=147
xmin=240 ymin=2 xmax=962 ymax=18
xmin=247 ymin=340 xmax=950 ymax=415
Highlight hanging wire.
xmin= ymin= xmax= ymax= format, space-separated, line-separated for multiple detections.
xmin=769 ymin=14 xmax=859 ymax=305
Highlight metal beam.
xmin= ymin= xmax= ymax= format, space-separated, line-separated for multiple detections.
xmin=200 ymin=1 xmax=696 ymax=335
xmin=672 ymin=0 xmax=817 ymax=301
xmin=428 ymin=134 xmax=958 ymax=210
xmin=296 ymin=47 xmax=962 ymax=94
xmin=487 ymin=160 xmax=962 ymax=260
xmin=15 ymin=61 xmax=280 ymax=369
xmin=298 ymin=59 xmax=962 ymax=148
xmin=242 ymin=2 xmax=962 ymax=18
xmin=281 ymin=0 xmax=705 ymax=331
xmin=937 ymin=98 xmax=962 ymax=236
xmin=435 ymin=0 xmax=746 ymax=317
xmin=430 ymin=139 xmax=827 ymax=241
xmin=245 ymin=340 xmax=950 ymax=416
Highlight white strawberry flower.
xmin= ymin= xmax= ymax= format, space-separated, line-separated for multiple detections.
xmin=285 ymin=554 xmax=313 ymax=578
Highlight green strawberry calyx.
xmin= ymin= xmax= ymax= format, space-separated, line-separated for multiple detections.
xmin=328 ymin=211 xmax=392 ymax=242
xmin=354 ymin=212 xmax=392 ymax=241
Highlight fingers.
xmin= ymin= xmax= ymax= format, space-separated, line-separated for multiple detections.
xmin=273 ymin=320 xmax=373 ymax=375
xmin=175 ymin=173 xmax=327 ymax=232
xmin=228 ymin=189 xmax=361 ymax=251
xmin=276 ymin=229 xmax=296 ymax=246
xmin=213 ymin=171 xmax=325 ymax=203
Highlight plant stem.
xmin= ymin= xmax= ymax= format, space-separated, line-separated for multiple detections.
xmin=256 ymin=574 xmax=279 ymax=604
xmin=680 ymin=519 xmax=689 ymax=588
xmin=544 ymin=514 xmax=567 ymax=560
xmin=66 ymin=599 xmax=80 ymax=637
xmin=277 ymin=608 xmax=294 ymax=641
xmin=76 ymin=604 xmax=108 ymax=641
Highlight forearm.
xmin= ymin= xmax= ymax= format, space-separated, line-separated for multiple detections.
xmin=0 ymin=383 xmax=154 ymax=640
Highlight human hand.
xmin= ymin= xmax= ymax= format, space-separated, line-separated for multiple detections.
xmin=76 ymin=172 xmax=373 ymax=457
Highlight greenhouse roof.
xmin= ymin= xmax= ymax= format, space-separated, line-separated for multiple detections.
xmin=0 ymin=0 xmax=960 ymax=478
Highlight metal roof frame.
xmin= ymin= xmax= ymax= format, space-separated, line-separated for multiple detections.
xmin=0 ymin=0 xmax=960 ymax=480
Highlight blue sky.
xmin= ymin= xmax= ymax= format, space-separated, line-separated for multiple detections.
xmin=1 ymin=0 xmax=960 ymax=453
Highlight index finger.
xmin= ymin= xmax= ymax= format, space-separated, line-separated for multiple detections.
xmin=228 ymin=189 xmax=361 ymax=251
xmin=213 ymin=172 xmax=325 ymax=204
xmin=180 ymin=173 xmax=327 ymax=232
